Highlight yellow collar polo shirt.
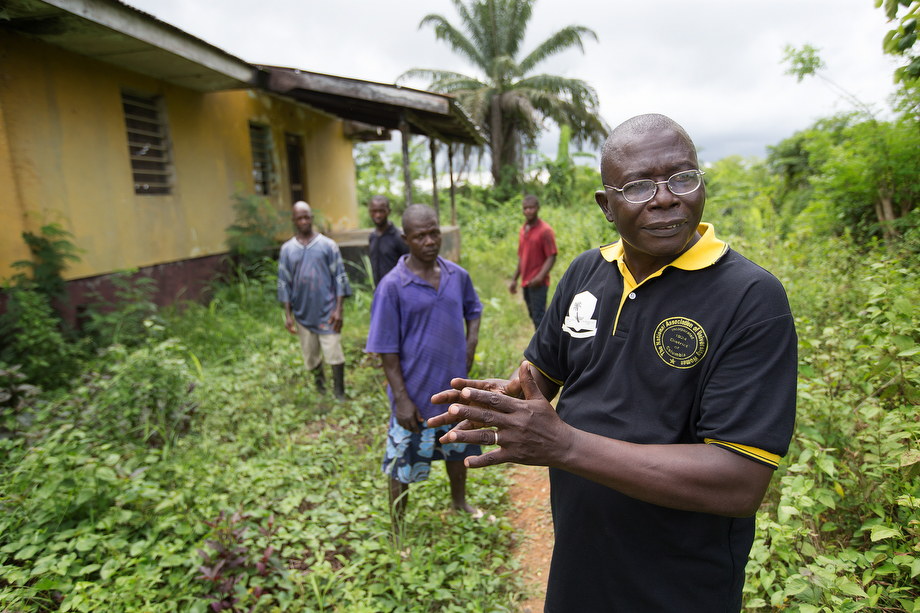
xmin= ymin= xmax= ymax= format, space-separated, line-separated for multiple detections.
xmin=525 ymin=223 xmax=797 ymax=613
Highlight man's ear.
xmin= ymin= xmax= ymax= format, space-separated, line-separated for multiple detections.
xmin=595 ymin=190 xmax=615 ymax=223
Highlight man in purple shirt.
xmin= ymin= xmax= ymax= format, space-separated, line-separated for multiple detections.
xmin=365 ymin=204 xmax=484 ymax=529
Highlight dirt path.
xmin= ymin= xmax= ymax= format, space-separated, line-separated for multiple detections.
xmin=503 ymin=296 xmax=555 ymax=611
xmin=507 ymin=464 xmax=553 ymax=612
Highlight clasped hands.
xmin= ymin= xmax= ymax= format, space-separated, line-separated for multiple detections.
xmin=427 ymin=361 xmax=571 ymax=469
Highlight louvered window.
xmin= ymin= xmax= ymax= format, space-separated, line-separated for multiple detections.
xmin=122 ymin=91 xmax=172 ymax=195
xmin=250 ymin=123 xmax=274 ymax=195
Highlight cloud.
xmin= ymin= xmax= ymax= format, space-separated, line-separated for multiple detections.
xmin=125 ymin=0 xmax=901 ymax=162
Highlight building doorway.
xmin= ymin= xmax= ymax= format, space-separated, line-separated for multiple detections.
xmin=285 ymin=133 xmax=306 ymax=205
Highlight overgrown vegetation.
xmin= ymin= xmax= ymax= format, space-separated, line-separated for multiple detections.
xmin=0 ymin=253 xmax=527 ymax=611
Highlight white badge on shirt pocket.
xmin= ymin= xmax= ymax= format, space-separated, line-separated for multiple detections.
xmin=562 ymin=291 xmax=598 ymax=338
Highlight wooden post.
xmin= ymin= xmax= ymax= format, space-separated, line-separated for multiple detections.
xmin=429 ymin=138 xmax=439 ymax=220
xmin=399 ymin=115 xmax=412 ymax=206
xmin=448 ymin=144 xmax=456 ymax=226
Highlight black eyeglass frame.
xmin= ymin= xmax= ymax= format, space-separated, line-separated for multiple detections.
xmin=603 ymin=170 xmax=706 ymax=204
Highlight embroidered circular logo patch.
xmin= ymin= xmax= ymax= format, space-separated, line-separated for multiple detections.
xmin=653 ymin=317 xmax=708 ymax=369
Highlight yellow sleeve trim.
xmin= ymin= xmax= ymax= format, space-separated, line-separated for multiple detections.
xmin=704 ymin=439 xmax=781 ymax=468
xmin=525 ymin=360 xmax=563 ymax=386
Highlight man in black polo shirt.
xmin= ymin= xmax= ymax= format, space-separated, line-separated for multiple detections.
xmin=368 ymin=195 xmax=409 ymax=286
xmin=429 ymin=114 xmax=797 ymax=612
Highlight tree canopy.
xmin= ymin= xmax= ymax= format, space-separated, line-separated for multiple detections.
xmin=404 ymin=0 xmax=608 ymax=186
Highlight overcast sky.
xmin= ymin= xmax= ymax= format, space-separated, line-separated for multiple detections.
xmin=124 ymin=0 xmax=900 ymax=164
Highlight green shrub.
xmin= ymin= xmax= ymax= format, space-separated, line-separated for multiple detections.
xmin=736 ymin=232 xmax=920 ymax=612
xmin=225 ymin=193 xmax=288 ymax=272
xmin=72 ymin=340 xmax=199 ymax=449
xmin=11 ymin=222 xmax=83 ymax=307
xmin=0 ymin=363 xmax=40 ymax=435
xmin=0 ymin=284 xmax=81 ymax=391
xmin=82 ymin=270 xmax=160 ymax=350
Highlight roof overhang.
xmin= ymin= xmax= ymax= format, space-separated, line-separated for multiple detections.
xmin=262 ymin=67 xmax=485 ymax=146
xmin=0 ymin=0 xmax=260 ymax=91
xmin=0 ymin=1 xmax=483 ymax=144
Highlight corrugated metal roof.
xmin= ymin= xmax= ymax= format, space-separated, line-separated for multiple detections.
xmin=261 ymin=67 xmax=484 ymax=145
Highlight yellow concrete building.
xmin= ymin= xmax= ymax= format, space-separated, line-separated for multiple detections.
xmin=0 ymin=7 xmax=358 ymax=284
xmin=0 ymin=0 xmax=481 ymax=309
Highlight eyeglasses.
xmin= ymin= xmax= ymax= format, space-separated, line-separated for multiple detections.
xmin=604 ymin=170 xmax=705 ymax=204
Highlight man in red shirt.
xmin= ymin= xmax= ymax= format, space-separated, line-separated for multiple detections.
xmin=509 ymin=195 xmax=557 ymax=328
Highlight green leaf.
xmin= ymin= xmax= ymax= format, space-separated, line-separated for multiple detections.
xmin=15 ymin=544 xmax=39 ymax=560
xmin=893 ymin=298 xmax=914 ymax=316
xmin=100 ymin=558 xmax=121 ymax=580
xmin=836 ymin=577 xmax=868 ymax=597
xmin=901 ymin=450 xmax=920 ymax=470
xmin=816 ymin=455 xmax=837 ymax=478
xmin=95 ymin=466 xmax=117 ymax=482
xmin=33 ymin=577 xmax=61 ymax=590
xmin=870 ymin=525 xmax=902 ymax=541
xmin=816 ymin=490 xmax=837 ymax=509
xmin=785 ymin=575 xmax=811 ymax=596
xmin=74 ymin=534 xmax=100 ymax=552
xmin=129 ymin=540 xmax=147 ymax=556
xmin=778 ymin=505 xmax=799 ymax=523
xmin=771 ymin=590 xmax=786 ymax=607
xmin=77 ymin=563 xmax=101 ymax=576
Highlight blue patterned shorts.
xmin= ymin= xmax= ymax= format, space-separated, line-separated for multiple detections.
xmin=381 ymin=417 xmax=482 ymax=484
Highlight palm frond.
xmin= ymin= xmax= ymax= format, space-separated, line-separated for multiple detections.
xmin=514 ymin=74 xmax=600 ymax=107
xmin=505 ymin=0 xmax=535 ymax=59
xmin=419 ymin=13 xmax=488 ymax=70
xmin=469 ymin=89 xmax=494 ymax=127
xmin=401 ymin=68 xmax=483 ymax=86
xmin=490 ymin=55 xmax=522 ymax=82
xmin=452 ymin=0 xmax=491 ymax=61
xmin=488 ymin=0 xmax=534 ymax=60
xmin=518 ymin=26 xmax=598 ymax=74
xmin=525 ymin=90 xmax=608 ymax=146
xmin=432 ymin=79 xmax=492 ymax=98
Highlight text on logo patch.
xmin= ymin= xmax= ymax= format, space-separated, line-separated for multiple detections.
xmin=653 ymin=317 xmax=708 ymax=369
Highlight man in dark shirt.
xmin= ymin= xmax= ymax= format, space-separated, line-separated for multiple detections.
xmin=429 ymin=114 xmax=797 ymax=612
xmin=367 ymin=195 xmax=409 ymax=286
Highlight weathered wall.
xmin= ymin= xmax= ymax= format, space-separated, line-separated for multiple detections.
xmin=0 ymin=86 xmax=29 ymax=277
xmin=0 ymin=32 xmax=358 ymax=282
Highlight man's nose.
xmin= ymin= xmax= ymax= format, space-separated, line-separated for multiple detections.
xmin=649 ymin=180 xmax=679 ymax=209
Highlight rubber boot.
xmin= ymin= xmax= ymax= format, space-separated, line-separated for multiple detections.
xmin=332 ymin=363 xmax=346 ymax=400
xmin=312 ymin=365 xmax=327 ymax=394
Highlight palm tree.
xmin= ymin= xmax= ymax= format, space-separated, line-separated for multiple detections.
xmin=404 ymin=0 xmax=608 ymax=186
